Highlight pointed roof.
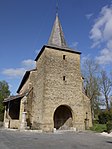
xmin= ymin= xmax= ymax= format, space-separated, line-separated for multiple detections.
xmin=48 ymin=14 xmax=68 ymax=48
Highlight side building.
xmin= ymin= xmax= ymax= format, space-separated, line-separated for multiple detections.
xmin=3 ymin=15 xmax=92 ymax=132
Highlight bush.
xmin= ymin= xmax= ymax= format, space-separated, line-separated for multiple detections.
xmin=98 ymin=111 xmax=112 ymax=124
xmin=106 ymin=121 xmax=112 ymax=133
xmin=0 ymin=113 xmax=4 ymax=122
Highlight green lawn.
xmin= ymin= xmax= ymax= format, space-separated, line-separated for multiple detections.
xmin=90 ymin=124 xmax=106 ymax=133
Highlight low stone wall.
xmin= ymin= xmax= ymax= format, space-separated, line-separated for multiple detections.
xmin=10 ymin=120 xmax=20 ymax=129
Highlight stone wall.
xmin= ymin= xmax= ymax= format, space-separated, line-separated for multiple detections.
xmin=33 ymin=47 xmax=85 ymax=131
xmin=18 ymin=46 xmax=92 ymax=132
xmin=10 ymin=120 xmax=19 ymax=129
xmin=19 ymin=77 xmax=30 ymax=94
xmin=30 ymin=50 xmax=46 ymax=129
xmin=26 ymin=86 xmax=33 ymax=128
xmin=83 ymin=93 xmax=92 ymax=128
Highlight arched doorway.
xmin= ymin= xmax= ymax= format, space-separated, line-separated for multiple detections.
xmin=54 ymin=105 xmax=73 ymax=130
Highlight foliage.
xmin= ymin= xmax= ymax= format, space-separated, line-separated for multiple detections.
xmin=90 ymin=124 xmax=106 ymax=133
xmin=0 ymin=113 xmax=4 ymax=122
xmin=0 ymin=80 xmax=10 ymax=121
xmin=98 ymin=111 xmax=112 ymax=124
xmin=106 ymin=121 xmax=112 ymax=133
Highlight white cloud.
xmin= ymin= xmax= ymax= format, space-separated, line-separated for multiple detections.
xmin=81 ymin=54 xmax=91 ymax=69
xmin=2 ymin=68 xmax=26 ymax=78
xmin=107 ymin=39 xmax=112 ymax=49
xmin=85 ymin=13 xmax=93 ymax=19
xmin=22 ymin=59 xmax=36 ymax=70
xmin=81 ymin=55 xmax=90 ymax=64
xmin=90 ymin=5 xmax=112 ymax=64
xmin=96 ymin=48 xmax=112 ymax=64
xmin=35 ymin=49 xmax=40 ymax=54
xmin=70 ymin=41 xmax=79 ymax=48
xmin=8 ymin=83 xmax=13 ymax=89
xmin=2 ymin=59 xmax=36 ymax=78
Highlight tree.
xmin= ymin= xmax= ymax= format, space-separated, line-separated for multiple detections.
xmin=110 ymin=71 xmax=112 ymax=109
xmin=99 ymin=70 xmax=112 ymax=111
xmin=82 ymin=58 xmax=101 ymax=122
xmin=0 ymin=80 xmax=10 ymax=121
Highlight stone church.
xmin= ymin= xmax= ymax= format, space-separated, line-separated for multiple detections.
xmin=4 ymin=14 xmax=92 ymax=132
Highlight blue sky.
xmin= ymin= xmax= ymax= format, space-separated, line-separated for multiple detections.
xmin=0 ymin=0 xmax=112 ymax=95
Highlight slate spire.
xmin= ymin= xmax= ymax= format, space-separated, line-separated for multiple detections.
xmin=48 ymin=14 xmax=68 ymax=48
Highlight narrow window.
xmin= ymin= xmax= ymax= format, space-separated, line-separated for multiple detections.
xmin=63 ymin=55 xmax=66 ymax=60
xmin=63 ymin=76 xmax=65 ymax=81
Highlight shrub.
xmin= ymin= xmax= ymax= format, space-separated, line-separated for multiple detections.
xmin=0 ymin=113 xmax=4 ymax=122
xmin=98 ymin=111 xmax=112 ymax=124
xmin=106 ymin=121 xmax=112 ymax=133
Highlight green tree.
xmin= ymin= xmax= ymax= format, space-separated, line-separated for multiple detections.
xmin=0 ymin=80 xmax=10 ymax=121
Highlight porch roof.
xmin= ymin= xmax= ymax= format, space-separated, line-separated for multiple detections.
xmin=3 ymin=93 xmax=25 ymax=103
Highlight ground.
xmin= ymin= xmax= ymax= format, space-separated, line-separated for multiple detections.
xmin=0 ymin=129 xmax=112 ymax=149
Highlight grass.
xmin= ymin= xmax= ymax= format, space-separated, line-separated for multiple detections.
xmin=90 ymin=124 xmax=106 ymax=133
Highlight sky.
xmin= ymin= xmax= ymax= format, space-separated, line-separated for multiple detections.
xmin=0 ymin=0 xmax=112 ymax=95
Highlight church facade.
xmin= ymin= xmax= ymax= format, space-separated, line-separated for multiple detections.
xmin=4 ymin=15 xmax=92 ymax=132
